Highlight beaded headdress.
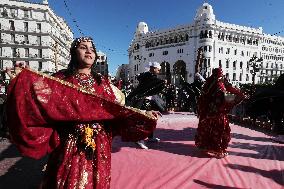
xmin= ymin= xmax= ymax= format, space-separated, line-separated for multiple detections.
xmin=71 ymin=36 xmax=95 ymax=50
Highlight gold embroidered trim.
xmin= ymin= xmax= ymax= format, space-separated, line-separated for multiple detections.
xmin=20 ymin=68 xmax=157 ymax=120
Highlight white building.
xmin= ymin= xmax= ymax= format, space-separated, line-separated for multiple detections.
xmin=128 ymin=3 xmax=284 ymax=86
xmin=0 ymin=0 xmax=73 ymax=75
xmin=95 ymin=50 xmax=108 ymax=76
xmin=116 ymin=63 xmax=129 ymax=83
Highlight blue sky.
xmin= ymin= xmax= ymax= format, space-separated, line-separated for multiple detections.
xmin=33 ymin=0 xmax=284 ymax=75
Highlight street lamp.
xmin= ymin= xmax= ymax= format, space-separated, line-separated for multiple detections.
xmin=248 ymin=55 xmax=263 ymax=85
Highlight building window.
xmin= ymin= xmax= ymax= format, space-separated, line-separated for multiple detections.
xmin=240 ymin=61 xmax=243 ymax=69
xmin=24 ymin=35 xmax=29 ymax=44
xmin=209 ymin=31 xmax=212 ymax=38
xmin=177 ymin=49 xmax=183 ymax=53
xmin=10 ymin=34 xmax=15 ymax=43
xmin=203 ymin=45 xmax=212 ymax=52
xmin=0 ymin=47 xmax=2 ymax=57
xmin=10 ymin=8 xmax=16 ymax=17
xmin=38 ymin=61 xmax=42 ymax=71
xmin=24 ymin=10 xmax=29 ymax=18
xmin=239 ymin=73 xmax=242 ymax=81
xmin=233 ymin=73 xmax=236 ymax=81
xmin=24 ymin=22 xmax=28 ymax=32
xmin=37 ymin=36 xmax=41 ymax=45
xmin=9 ymin=20 xmax=15 ymax=30
xmin=203 ymin=59 xmax=207 ymax=68
xmin=219 ymin=60 xmax=222 ymax=68
xmin=246 ymin=74 xmax=249 ymax=81
xmin=38 ymin=49 xmax=42 ymax=58
xmin=233 ymin=61 xmax=236 ymax=69
xmin=163 ymin=51 xmax=168 ymax=55
xmin=225 ymin=73 xmax=229 ymax=80
xmin=37 ymin=23 xmax=41 ymax=32
xmin=226 ymin=48 xmax=230 ymax=54
xmin=25 ymin=48 xmax=29 ymax=57
xmin=0 ymin=60 xmax=3 ymax=70
xmin=1 ymin=8 xmax=8 ymax=17
xmin=185 ymin=34 xmax=189 ymax=41
xmin=134 ymin=43 xmax=140 ymax=50
xmin=226 ymin=59 xmax=229 ymax=68
xmin=204 ymin=46 xmax=207 ymax=52
xmin=149 ymin=52 xmax=154 ymax=57
xmin=12 ymin=48 xmax=17 ymax=57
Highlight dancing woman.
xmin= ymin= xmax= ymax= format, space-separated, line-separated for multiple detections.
xmin=6 ymin=37 xmax=159 ymax=188
xmin=195 ymin=68 xmax=245 ymax=158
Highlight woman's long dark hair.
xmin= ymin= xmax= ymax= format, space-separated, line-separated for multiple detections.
xmin=64 ymin=37 xmax=102 ymax=85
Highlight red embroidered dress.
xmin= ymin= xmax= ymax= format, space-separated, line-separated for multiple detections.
xmin=6 ymin=69 xmax=157 ymax=189
xmin=195 ymin=68 xmax=245 ymax=153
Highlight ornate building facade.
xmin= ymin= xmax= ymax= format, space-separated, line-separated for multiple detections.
xmin=127 ymin=3 xmax=284 ymax=86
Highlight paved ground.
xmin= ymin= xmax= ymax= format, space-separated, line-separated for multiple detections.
xmin=0 ymin=137 xmax=48 ymax=188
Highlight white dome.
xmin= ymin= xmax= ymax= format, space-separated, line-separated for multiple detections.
xmin=194 ymin=3 xmax=215 ymax=21
xmin=43 ymin=0 xmax=49 ymax=5
xmin=136 ymin=22 xmax=149 ymax=35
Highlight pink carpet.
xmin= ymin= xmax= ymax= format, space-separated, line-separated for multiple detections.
xmin=111 ymin=113 xmax=284 ymax=189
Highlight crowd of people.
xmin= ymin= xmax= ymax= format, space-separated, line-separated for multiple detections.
xmin=3 ymin=36 xmax=275 ymax=188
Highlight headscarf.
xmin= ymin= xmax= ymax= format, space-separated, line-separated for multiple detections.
xmin=202 ymin=68 xmax=224 ymax=95
xmin=198 ymin=68 xmax=225 ymax=117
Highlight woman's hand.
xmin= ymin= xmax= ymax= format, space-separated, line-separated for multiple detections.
xmin=5 ymin=62 xmax=25 ymax=80
xmin=148 ymin=111 xmax=162 ymax=119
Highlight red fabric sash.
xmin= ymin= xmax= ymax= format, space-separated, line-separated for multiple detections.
xmin=7 ymin=69 xmax=157 ymax=159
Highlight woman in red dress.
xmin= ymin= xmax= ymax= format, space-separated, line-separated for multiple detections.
xmin=195 ymin=68 xmax=245 ymax=158
xmin=6 ymin=37 xmax=158 ymax=188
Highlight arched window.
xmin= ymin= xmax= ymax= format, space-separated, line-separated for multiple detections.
xmin=209 ymin=31 xmax=212 ymax=38
xmin=174 ymin=36 xmax=178 ymax=43
xmin=204 ymin=30 xmax=208 ymax=38
xmin=185 ymin=34 xmax=189 ymax=41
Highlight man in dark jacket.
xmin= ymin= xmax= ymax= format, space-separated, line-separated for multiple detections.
xmin=126 ymin=62 xmax=166 ymax=149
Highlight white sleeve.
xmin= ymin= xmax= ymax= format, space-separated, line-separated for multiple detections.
xmin=110 ymin=84 xmax=125 ymax=105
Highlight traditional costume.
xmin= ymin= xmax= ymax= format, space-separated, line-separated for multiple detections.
xmin=195 ymin=68 xmax=245 ymax=157
xmin=7 ymin=68 xmax=157 ymax=188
